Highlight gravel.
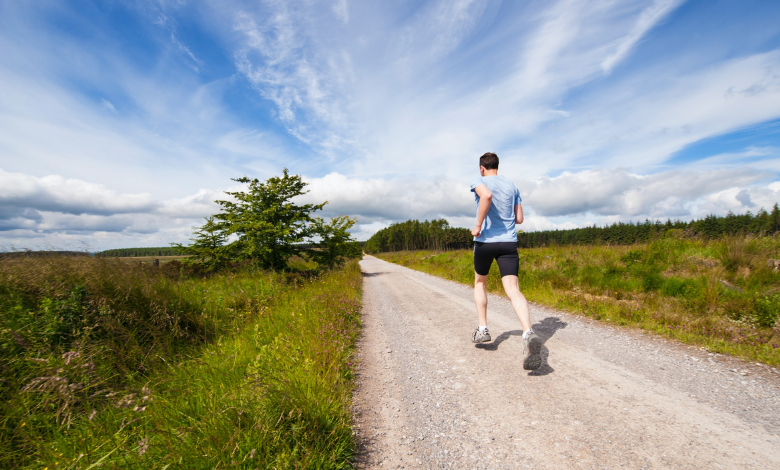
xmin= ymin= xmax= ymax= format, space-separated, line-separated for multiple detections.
xmin=352 ymin=256 xmax=780 ymax=469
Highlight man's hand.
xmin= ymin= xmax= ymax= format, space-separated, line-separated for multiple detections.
xmin=472 ymin=225 xmax=482 ymax=237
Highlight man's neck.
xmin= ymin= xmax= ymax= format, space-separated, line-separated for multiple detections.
xmin=481 ymin=169 xmax=498 ymax=177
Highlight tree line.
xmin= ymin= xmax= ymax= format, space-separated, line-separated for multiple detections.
xmin=364 ymin=204 xmax=780 ymax=253
xmin=95 ymin=247 xmax=183 ymax=257
xmin=363 ymin=219 xmax=473 ymax=253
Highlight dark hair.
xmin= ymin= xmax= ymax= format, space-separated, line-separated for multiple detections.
xmin=479 ymin=152 xmax=499 ymax=170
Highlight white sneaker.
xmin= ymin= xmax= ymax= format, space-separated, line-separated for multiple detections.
xmin=471 ymin=327 xmax=491 ymax=343
xmin=523 ymin=332 xmax=542 ymax=370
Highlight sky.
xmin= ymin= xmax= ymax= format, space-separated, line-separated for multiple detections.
xmin=1 ymin=0 xmax=780 ymax=251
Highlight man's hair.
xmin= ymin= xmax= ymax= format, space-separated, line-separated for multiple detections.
xmin=479 ymin=152 xmax=499 ymax=170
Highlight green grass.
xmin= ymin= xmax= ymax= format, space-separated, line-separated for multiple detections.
xmin=376 ymin=235 xmax=780 ymax=366
xmin=1 ymin=256 xmax=361 ymax=468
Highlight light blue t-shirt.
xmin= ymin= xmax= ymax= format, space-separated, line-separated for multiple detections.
xmin=470 ymin=175 xmax=522 ymax=243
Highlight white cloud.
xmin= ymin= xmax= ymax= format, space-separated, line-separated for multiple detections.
xmin=520 ymin=167 xmax=771 ymax=217
xmin=0 ymin=170 xmax=223 ymax=248
xmin=298 ymin=172 xmax=473 ymax=221
xmin=297 ymin=167 xmax=780 ymax=239
xmin=0 ymin=168 xmax=158 ymax=217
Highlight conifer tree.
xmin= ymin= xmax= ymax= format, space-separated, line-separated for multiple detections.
xmin=173 ymin=217 xmax=231 ymax=271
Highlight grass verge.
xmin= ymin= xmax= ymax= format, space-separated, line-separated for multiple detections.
xmin=376 ymin=235 xmax=780 ymax=366
xmin=1 ymin=256 xmax=361 ymax=468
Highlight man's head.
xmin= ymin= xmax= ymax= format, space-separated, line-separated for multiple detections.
xmin=479 ymin=152 xmax=499 ymax=176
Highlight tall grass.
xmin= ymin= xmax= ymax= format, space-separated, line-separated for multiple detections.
xmin=1 ymin=256 xmax=361 ymax=468
xmin=377 ymin=235 xmax=780 ymax=366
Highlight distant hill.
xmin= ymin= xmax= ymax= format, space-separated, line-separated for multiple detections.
xmin=0 ymin=251 xmax=89 ymax=259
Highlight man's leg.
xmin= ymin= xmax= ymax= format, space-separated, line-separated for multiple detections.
xmin=471 ymin=242 xmax=493 ymax=343
xmin=471 ymin=272 xmax=492 ymax=343
xmin=502 ymin=274 xmax=543 ymax=370
xmin=474 ymin=273 xmax=489 ymax=327
xmin=501 ymin=275 xmax=532 ymax=332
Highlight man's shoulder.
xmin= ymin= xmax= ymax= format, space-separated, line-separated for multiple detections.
xmin=470 ymin=176 xmax=486 ymax=189
xmin=493 ymin=175 xmax=518 ymax=189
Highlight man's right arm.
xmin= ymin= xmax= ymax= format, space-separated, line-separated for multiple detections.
xmin=472 ymin=184 xmax=492 ymax=237
xmin=515 ymin=204 xmax=524 ymax=225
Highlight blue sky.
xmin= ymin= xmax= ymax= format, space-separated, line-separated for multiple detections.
xmin=1 ymin=0 xmax=780 ymax=250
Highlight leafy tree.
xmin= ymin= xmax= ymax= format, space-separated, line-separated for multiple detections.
xmin=174 ymin=170 xmax=359 ymax=271
xmin=214 ymin=171 xmax=326 ymax=270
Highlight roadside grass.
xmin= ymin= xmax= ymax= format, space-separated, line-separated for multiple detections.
xmin=1 ymin=256 xmax=361 ymax=468
xmin=375 ymin=235 xmax=780 ymax=366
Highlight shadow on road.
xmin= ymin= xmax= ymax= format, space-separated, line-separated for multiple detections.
xmin=361 ymin=271 xmax=388 ymax=277
xmin=475 ymin=329 xmax=522 ymax=351
xmin=476 ymin=316 xmax=567 ymax=376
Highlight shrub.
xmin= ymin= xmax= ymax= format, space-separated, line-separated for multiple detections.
xmin=754 ymin=294 xmax=780 ymax=327
xmin=662 ymin=277 xmax=699 ymax=298
xmin=719 ymin=233 xmax=751 ymax=271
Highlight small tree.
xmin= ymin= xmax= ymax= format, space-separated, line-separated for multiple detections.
xmin=172 ymin=217 xmax=232 ymax=272
xmin=310 ymin=215 xmax=362 ymax=268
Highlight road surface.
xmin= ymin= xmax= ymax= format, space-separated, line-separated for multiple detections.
xmin=352 ymin=256 xmax=780 ymax=469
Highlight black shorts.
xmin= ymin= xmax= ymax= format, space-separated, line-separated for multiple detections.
xmin=473 ymin=241 xmax=519 ymax=277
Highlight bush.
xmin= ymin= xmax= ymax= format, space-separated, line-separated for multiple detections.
xmin=754 ymin=294 xmax=780 ymax=327
xmin=0 ymin=257 xmax=209 ymax=383
xmin=662 ymin=277 xmax=699 ymax=298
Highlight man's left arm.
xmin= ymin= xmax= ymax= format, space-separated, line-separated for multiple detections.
xmin=472 ymin=184 xmax=492 ymax=237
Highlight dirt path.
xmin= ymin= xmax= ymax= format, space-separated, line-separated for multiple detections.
xmin=352 ymin=256 xmax=780 ymax=469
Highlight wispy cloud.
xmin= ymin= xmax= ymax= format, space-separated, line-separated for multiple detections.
xmin=601 ymin=0 xmax=685 ymax=74
xmin=332 ymin=0 xmax=349 ymax=24
xmin=232 ymin=1 xmax=357 ymax=155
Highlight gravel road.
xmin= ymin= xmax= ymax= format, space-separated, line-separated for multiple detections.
xmin=352 ymin=256 xmax=780 ymax=469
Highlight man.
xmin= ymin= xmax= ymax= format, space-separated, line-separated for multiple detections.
xmin=470 ymin=152 xmax=542 ymax=370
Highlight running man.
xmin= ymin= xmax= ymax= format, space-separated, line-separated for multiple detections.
xmin=470 ymin=152 xmax=542 ymax=370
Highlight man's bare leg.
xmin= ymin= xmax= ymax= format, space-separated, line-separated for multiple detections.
xmin=502 ymin=274 xmax=542 ymax=369
xmin=501 ymin=275 xmax=532 ymax=332
xmin=474 ymin=273 xmax=489 ymax=326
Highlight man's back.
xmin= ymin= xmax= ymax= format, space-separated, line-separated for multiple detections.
xmin=470 ymin=174 xmax=522 ymax=243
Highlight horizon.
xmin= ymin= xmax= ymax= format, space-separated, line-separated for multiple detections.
xmin=2 ymin=0 xmax=780 ymax=251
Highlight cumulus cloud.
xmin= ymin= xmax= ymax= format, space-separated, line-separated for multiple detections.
xmin=0 ymin=169 xmax=219 ymax=241
xmin=0 ymin=168 xmax=158 ymax=218
xmin=2 ymin=165 xmax=779 ymax=249
xmin=297 ymin=167 xmax=780 ymax=239
xmin=520 ymin=167 xmax=772 ymax=217
xmin=298 ymin=172 xmax=473 ymax=221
